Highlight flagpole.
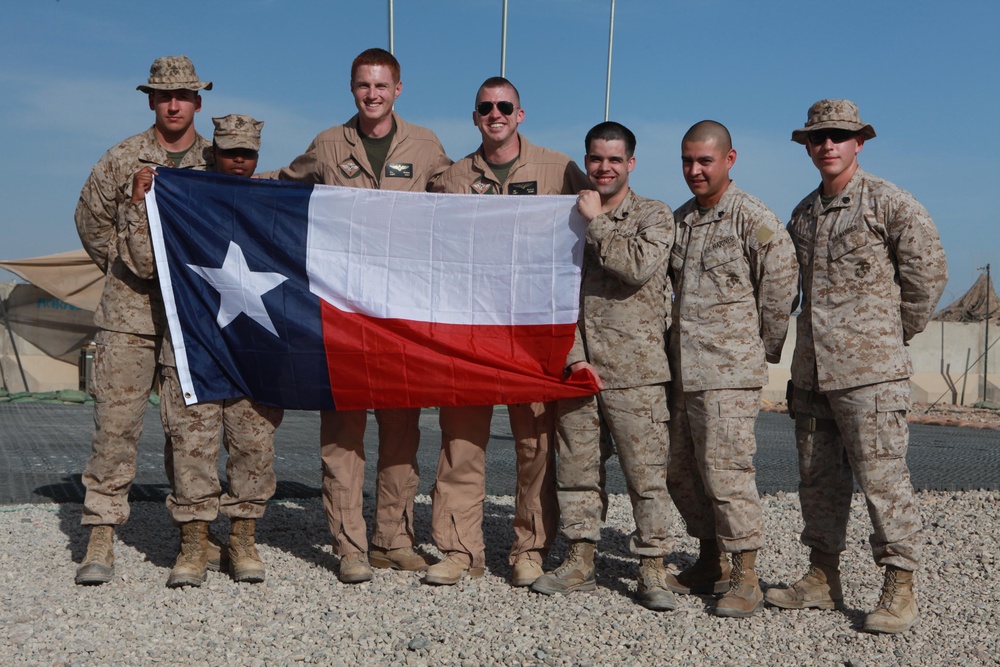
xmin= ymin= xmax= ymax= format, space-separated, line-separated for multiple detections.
xmin=980 ymin=263 xmax=991 ymax=403
xmin=388 ymin=0 xmax=395 ymax=54
xmin=605 ymin=0 xmax=616 ymax=121
xmin=500 ymin=0 xmax=508 ymax=77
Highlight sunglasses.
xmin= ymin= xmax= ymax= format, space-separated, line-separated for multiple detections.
xmin=476 ymin=100 xmax=516 ymax=116
xmin=807 ymin=129 xmax=857 ymax=145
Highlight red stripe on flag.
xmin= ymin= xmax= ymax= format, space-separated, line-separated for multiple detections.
xmin=320 ymin=302 xmax=599 ymax=409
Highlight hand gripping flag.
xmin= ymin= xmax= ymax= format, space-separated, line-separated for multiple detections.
xmin=146 ymin=168 xmax=599 ymax=410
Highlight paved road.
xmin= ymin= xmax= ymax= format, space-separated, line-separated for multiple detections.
xmin=0 ymin=401 xmax=997 ymax=505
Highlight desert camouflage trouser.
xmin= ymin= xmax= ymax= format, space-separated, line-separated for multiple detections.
xmin=81 ymin=330 xmax=161 ymax=525
xmin=320 ymin=408 xmax=421 ymax=556
xmin=667 ymin=387 xmax=764 ymax=552
xmin=160 ymin=366 xmax=282 ymax=524
xmin=431 ymin=402 xmax=558 ymax=569
xmin=792 ymin=379 xmax=922 ymax=571
xmin=555 ymin=385 xmax=672 ymax=556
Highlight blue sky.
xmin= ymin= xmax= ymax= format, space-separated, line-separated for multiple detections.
xmin=1 ymin=0 xmax=996 ymax=305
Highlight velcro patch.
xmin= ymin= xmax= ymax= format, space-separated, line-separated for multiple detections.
xmin=754 ymin=227 xmax=774 ymax=245
xmin=385 ymin=162 xmax=413 ymax=178
xmin=508 ymin=181 xmax=538 ymax=195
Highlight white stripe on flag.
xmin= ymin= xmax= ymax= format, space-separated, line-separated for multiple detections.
xmin=305 ymin=187 xmax=585 ymax=326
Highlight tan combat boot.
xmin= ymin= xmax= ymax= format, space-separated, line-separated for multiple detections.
xmin=637 ymin=557 xmax=679 ymax=611
xmin=167 ymin=521 xmax=211 ymax=588
xmin=339 ymin=552 xmax=373 ymax=584
xmin=369 ymin=545 xmax=430 ymax=572
xmin=75 ymin=525 xmax=115 ymax=585
xmin=715 ymin=550 xmax=763 ymax=618
xmin=229 ymin=519 xmax=265 ymax=583
xmin=424 ymin=553 xmax=485 ymax=585
xmin=863 ymin=566 xmax=919 ymax=634
xmin=530 ymin=541 xmax=596 ymax=595
xmin=664 ymin=539 xmax=731 ymax=595
xmin=765 ymin=549 xmax=843 ymax=610
xmin=511 ymin=556 xmax=544 ymax=587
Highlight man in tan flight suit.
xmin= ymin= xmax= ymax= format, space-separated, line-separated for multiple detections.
xmin=665 ymin=120 xmax=797 ymax=617
xmin=764 ymin=100 xmax=947 ymax=635
xmin=73 ymin=56 xmax=217 ymax=585
xmin=530 ymin=121 xmax=676 ymax=610
xmin=262 ymin=48 xmax=451 ymax=584
xmin=426 ymin=77 xmax=589 ymax=586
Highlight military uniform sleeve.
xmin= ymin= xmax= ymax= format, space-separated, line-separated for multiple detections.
xmin=75 ymin=157 xmax=121 ymax=273
xmin=423 ymin=139 xmax=452 ymax=191
xmin=886 ymin=195 xmax=948 ymax=341
xmin=563 ymin=161 xmax=590 ymax=195
xmin=585 ymin=199 xmax=673 ymax=286
xmin=116 ymin=200 xmax=157 ymax=279
xmin=747 ymin=216 xmax=798 ymax=363
xmin=566 ymin=323 xmax=587 ymax=369
xmin=264 ymin=139 xmax=325 ymax=184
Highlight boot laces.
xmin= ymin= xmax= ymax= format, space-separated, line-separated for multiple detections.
xmin=729 ymin=553 xmax=745 ymax=589
xmin=877 ymin=568 xmax=899 ymax=609
xmin=641 ymin=560 xmax=666 ymax=588
xmin=552 ymin=544 xmax=588 ymax=577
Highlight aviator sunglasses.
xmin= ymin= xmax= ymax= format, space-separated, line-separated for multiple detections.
xmin=807 ymin=129 xmax=857 ymax=145
xmin=476 ymin=100 xmax=516 ymax=116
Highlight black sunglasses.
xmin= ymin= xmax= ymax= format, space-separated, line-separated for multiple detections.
xmin=476 ymin=100 xmax=516 ymax=116
xmin=807 ymin=129 xmax=857 ymax=145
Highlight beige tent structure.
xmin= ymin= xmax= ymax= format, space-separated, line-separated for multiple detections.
xmin=1 ymin=250 xmax=103 ymax=393
xmin=933 ymin=273 xmax=999 ymax=323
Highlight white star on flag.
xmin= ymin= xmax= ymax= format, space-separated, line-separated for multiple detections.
xmin=188 ymin=241 xmax=288 ymax=336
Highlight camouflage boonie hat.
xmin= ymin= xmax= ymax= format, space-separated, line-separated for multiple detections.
xmin=137 ymin=55 xmax=212 ymax=94
xmin=791 ymin=99 xmax=876 ymax=144
xmin=212 ymin=114 xmax=264 ymax=151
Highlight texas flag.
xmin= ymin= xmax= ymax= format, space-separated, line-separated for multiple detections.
xmin=146 ymin=168 xmax=598 ymax=411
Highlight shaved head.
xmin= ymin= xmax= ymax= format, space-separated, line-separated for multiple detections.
xmin=682 ymin=120 xmax=732 ymax=152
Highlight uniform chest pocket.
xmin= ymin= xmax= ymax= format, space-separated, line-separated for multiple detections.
xmin=701 ymin=237 xmax=752 ymax=299
xmin=828 ymin=224 xmax=868 ymax=261
xmin=670 ymin=245 xmax=686 ymax=275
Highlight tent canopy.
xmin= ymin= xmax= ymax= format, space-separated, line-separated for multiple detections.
xmin=0 ymin=249 xmax=103 ymax=312
xmin=934 ymin=273 xmax=1000 ymax=323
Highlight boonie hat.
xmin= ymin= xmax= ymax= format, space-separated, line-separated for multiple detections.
xmin=213 ymin=114 xmax=264 ymax=151
xmin=791 ymin=99 xmax=876 ymax=145
xmin=137 ymin=55 xmax=212 ymax=94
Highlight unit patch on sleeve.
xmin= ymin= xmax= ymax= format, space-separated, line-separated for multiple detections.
xmin=385 ymin=163 xmax=413 ymax=178
xmin=508 ymin=181 xmax=538 ymax=195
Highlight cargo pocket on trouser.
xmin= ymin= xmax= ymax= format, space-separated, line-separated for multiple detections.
xmin=711 ymin=393 xmax=758 ymax=471
xmin=874 ymin=381 xmax=909 ymax=460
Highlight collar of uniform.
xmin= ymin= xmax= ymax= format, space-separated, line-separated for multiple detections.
xmin=137 ymin=126 xmax=211 ymax=169
xmin=472 ymin=131 xmax=529 ymax=179
xmin=687 ymin=182 xmax=739 ymax=226
xmin=343 ymin=110 xmax=407 ymax=148
xmin=605 ymin=188 xmax=638 ymax=221
xmin=813 ymin=167 xmax=866 ymax=213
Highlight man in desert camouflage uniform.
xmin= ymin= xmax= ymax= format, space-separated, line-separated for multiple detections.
xmin=530 ymin=122 xmax=677 ymax=610
xmin=120 ymin=115 xmax=284 ymax=588
xmin=764 ymin=100 xmax=947 ymax=635
xmin=262 ymin=48 xmax=451 ymax=584
xmin=73 ymin=56 xmax=215 ymax=585
xmin=427 ymin=77 xmax=589 ymax=586
xmin=664 ymin=121 xmax=797 ymax=617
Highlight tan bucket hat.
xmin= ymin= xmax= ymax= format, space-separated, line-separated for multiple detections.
xmin=792 ymin=99 xmax=876 ymax=144
xmin=137 ymin=55 xmax=212 ymax=94
xmin=212 ymin=114 xmax=264 ymax=151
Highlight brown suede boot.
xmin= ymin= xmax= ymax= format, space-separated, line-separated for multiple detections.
xmin=715 ymin=550 xmax=763 ymax=618
xmin=530 ymin=541 xmax=596 ymax=595
xmin=167 ymin=521 xmax=211 ymax=588
xmin=637 ymin=557 xmax=679 ymax=611
xmin=765 ymin=549 xmax=843 ymax=610
xmin=75 ymin=525 xmax=115 ymax=585
xmin=229 ymin=519 xmax=265 ymax=583
xmin=863 ymin=566 xmax=919 ymax=634
xmin=664 ymin=539 xmax=731 ymax=595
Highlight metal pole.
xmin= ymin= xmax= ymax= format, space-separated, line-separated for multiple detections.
xmin=983 ymin=264 xmax=991 ymax=402
xmin=388 ymin=0 xmax=395 ymax=54
xmin=0 ymin=291 xmax=30 ymax=392
xmin=500 ymin=0 xmax=508 ymax=77
xmin=604 ymin=0 xmax=616 ymax=121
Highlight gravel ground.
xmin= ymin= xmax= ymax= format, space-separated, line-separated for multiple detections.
xmin=1 ymin=491 xmax=996 ymax=667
